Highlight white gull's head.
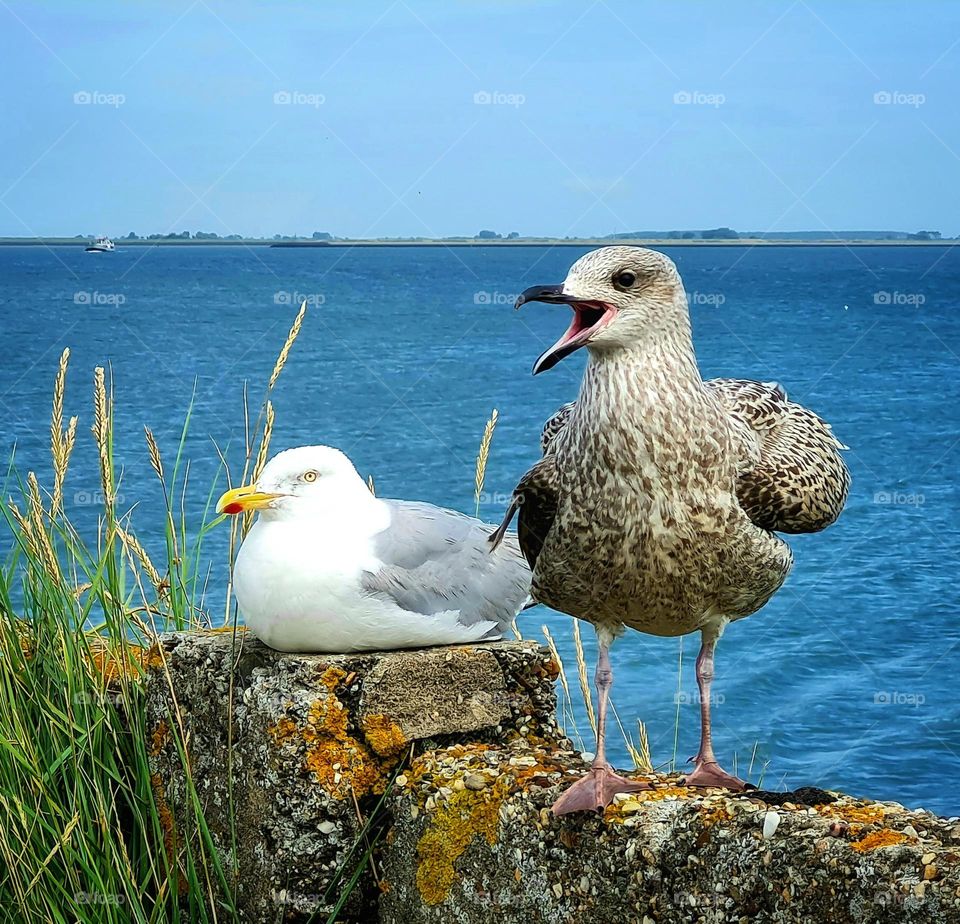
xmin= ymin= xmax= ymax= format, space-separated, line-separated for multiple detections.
xmin=515 ymin=246 xmax=686 ymax=374
xmin=217 ymin=445 xmax=376 ymax=523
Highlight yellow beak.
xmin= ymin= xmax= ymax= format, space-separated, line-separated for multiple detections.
xmin=216 ymin=484 xmax=282 ymax=515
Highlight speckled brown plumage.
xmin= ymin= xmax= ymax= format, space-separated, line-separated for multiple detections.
xmin=497 ymin=246 xmax=850 ymax=807
xmin=539 ymin=402 xmax=575 ymax=453
xmin=707 ymin=378 xmax=850 ymax=534
xmin=536 ymin=378 xmax=850 ymax=537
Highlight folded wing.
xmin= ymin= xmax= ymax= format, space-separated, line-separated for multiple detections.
xmin=540 ymin=401 xmax=575 ymax=453
xmin=707 ymin=378 xmax=850 ymax=534
xmin=362 ymin=500 xmax=531 ymax=636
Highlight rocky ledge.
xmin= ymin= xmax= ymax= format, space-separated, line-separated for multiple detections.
xmin=144 ymin=631 xmax=960 ymax=923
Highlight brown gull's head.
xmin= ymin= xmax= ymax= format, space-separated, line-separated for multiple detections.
xmin=515 ymin=246 xmax=685 ymax=374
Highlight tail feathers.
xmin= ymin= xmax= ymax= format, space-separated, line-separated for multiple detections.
xmin=488 ymin=496 xmax=520 ymax=552
xmin=477 ymin=621 xmax=503 ymax=642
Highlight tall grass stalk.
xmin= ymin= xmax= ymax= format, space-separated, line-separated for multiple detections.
xmin=473 ymin=408 xmax=498 ymax=517
xmin=0 ymin=308 xmax=308 ymax=920
xmin=541 ymin=624 xmax=583 ymax=750
xmin=571 ymin=620 xmax=597 ymax=737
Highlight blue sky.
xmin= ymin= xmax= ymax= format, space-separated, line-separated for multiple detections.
xmin=1 ymin=1 xmax=958 ymax=238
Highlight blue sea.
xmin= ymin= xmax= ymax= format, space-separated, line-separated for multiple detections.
xmin=1 ymin=243 xmax=957 ymax=814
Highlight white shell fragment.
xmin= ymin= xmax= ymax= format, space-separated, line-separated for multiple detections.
xmin=762 ymin=810 xmax=781 ymax=839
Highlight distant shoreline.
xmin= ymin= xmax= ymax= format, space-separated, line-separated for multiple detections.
xmin=270 ymin=239 xmax=958 ymax=248
xmin=1 ymin=238 xmax=957 ymax=248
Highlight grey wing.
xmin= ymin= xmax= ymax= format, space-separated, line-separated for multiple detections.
xmin=707 ymin=378 xmax=850 ymax=534
xmin=540 ymin=402 xmax=575 ymax=454
xmin=361 ymin=500 xmax=531 ymax=634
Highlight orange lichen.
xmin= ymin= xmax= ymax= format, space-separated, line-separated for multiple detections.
xmin=304 ymin=739 xmax=384 ymax=798
xmin=149 ymin=719 xmax=170 ymax=757
xmin=437 ymin=743 xmax=492 ymax=760
xmin=362 ymin=714 xmax=409 ymax=757
xmin=541 ymin=658 xmax=561 ymax=680
xmin=511 ymin=757 xmax=567 ymax=790
xmin=319 ymin=665 xmax=347 ymax=691
xmin=269 ymin=716 xmax=299 ymax=745
xmin=150 ymin=773 xmax=172 ymax=842
xmin=150 ymin=772 xmax=186 ymax=893
xmin=851 ymin=829 xmax=908 ymax=852
xmin=602 ymin=785 xmax=694 ymax=823
xmin=144 ymin=642 xmax=166 ymax=672
xmin=412 ymin=745 xmax=577 ymax=905
xmin=816 ymin=802 xmax=886 ymax=826
xmin=307 ymin=695 xmax=349 ymax=740
xmin=633 ymin=785 xmax=691 ymax=802
xmin=699 ymin=802 xmax=733 ymax=826
xmin=89 ymin=641 xmax=149 ymax=685
xmin=268 ymin=690 xmax=395 ymax=800
xmin=415 ymin=776 xmax=511 ymax=905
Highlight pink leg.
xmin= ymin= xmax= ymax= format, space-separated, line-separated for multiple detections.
xmin=682 ymin=633 xmax=745 ymax=790
xmin=552 ymin=637 xmax=650 ymax=815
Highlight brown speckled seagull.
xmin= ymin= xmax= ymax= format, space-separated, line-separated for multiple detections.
xmin=491 ymin=246 xmax=849 ymax=815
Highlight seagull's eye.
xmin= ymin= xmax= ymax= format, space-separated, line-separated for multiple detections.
xmin=614 ymin=270 xmax=637 ymax=289
xmin=302 ymin=470 xmax=318 ymax=483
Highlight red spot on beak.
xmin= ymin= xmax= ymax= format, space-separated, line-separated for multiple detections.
xmin=223 ymin=502 xmax=244 ymax=515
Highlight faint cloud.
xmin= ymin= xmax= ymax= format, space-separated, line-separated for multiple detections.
xmin=561 ymin=176 xmax=631 ymax=197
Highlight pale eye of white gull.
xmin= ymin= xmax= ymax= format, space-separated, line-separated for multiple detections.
xmin=302 ymin=470 xmax=318 ymax=483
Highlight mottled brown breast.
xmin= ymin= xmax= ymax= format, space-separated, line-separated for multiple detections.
xmin=525 ymin=375 xmax=792 ymax=637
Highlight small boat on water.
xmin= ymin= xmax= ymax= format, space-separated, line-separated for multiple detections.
xmin=85 ymin=236 xmax=115 ymax=253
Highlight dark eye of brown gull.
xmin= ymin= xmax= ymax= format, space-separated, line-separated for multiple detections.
xmin=614 ymin=270 xmax=636 ymax=289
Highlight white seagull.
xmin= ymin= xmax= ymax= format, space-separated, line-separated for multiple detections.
xmin=217 ymin=445 xmax=531 ymax=653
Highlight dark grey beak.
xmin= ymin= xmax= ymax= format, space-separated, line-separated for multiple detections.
xmin=514 ymin=284 xmax=578 ymax=310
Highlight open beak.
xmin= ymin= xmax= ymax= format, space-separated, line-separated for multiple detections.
xmin=216 ymin=484 xmax=283 ymax=516
xmin=515 ymin=284 xmax=618 ymax=375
